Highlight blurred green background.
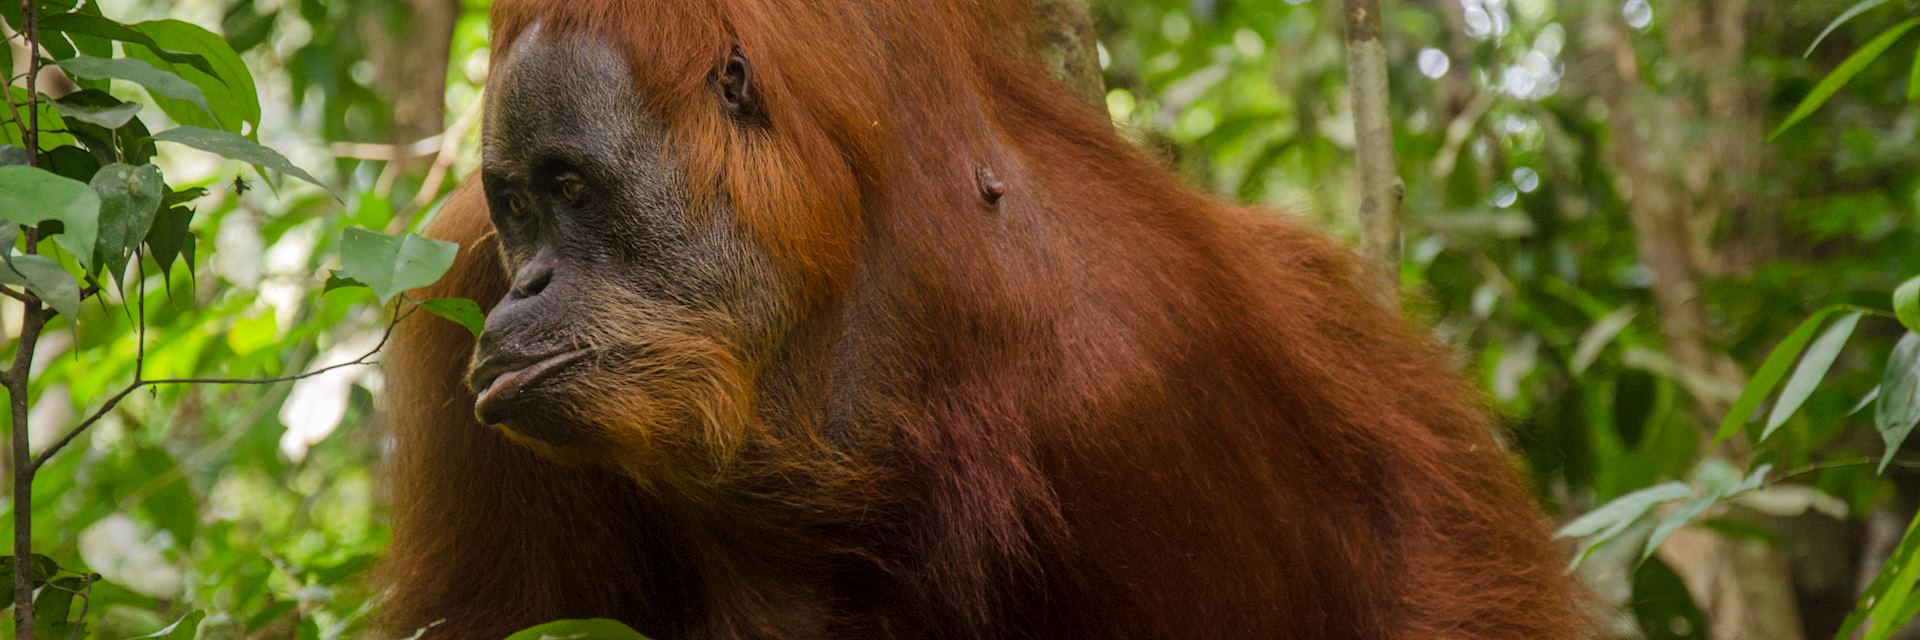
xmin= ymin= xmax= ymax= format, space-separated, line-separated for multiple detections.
xmin=4 ymin=0 xmax=1920 ymax=637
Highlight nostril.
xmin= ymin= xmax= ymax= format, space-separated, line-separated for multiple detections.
xmin=510 ymin=264 xmax=554 ymax=299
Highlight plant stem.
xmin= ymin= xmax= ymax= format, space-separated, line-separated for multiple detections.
xmin=12 ymin=1 xmax=43 ymax=635
xmin=1342 ymin=0 xmax=1404 ymax=308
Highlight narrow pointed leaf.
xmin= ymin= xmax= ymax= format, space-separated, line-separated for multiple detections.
xmin=1772 ymin=18 xmax=1920 ymax=139
xmin=1806 ymin=0 xmax=1893 ymax=57
xmin=1875 ymin=332 xmax=1920 ymax=473
xmin=1713 ymin=306 xmax=1846 ymax=446
xmin=1763 ymin=312 xmax=1862 ymax=441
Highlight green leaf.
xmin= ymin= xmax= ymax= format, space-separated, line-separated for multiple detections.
xmin=323 ymin=270 xmax=368 ymax=294
xmin=54 ymin=55 xmax=214 ymax=120
xmin=1559 ymin=482 xmax=1694 ymax=569
xmin=52 ymin=94 xmax=142 ymax=129
xmin=1805 ymin=0 xmax=1893 ymax=57
xmin=1762 ymin=311 xmax=1862 ymax=441
xmin=1911 ymin=42 xmax=1920 ymax=102
xmin=145 ymin=206 xmax=194 ymax=279
xmin=91 ymin=163 xmax=165 ymax=281
xmin=1571 ymin=306 xmax=1638 ymax=375
xmin=32 ymin=576 xmax=83 ymax=639
xmin=1712 ymin=306 xmax=1850 ymax=447
xmin=37 ymin=12 xmax=219 ymax=78
xmin=1631 ymin=556 xmax=1709 ymax=640
xmin=151 ymin=126 xmax=329 ymax=195
xmin=1559 ymin=482 xmax=1695 ymax=539
xmin=504 ymin=619 xmax=651 ymax=640
xmin=1773 ymin=18 xmax=1920 ymax=139
xmin=29 ymin=554 xmax=59 ymax=584
xmin=1641 ymin=495 xmax=1717 ymax=564
xmin=1875 ymin=332 xmax=1920 ymax=473
xmin=338 ymin=229 xmax=459 ymax=304
xmin=1897 ymin=276 xmax=1920 ymax=334
xmin=125 ymin=19 xmax=260 ymax=136
xmin=421 ymin=297 xmax=486 ymax=336
xmin=133 ymin=610 xmax=205 ymax=640
xmin=0 ymin=165 xmax=101 ymax=271
xmin=133 ymin=446 xmax=198 ymax=545
xmin=0 ymin=145 xmax=28 ymax=166
xmin=1837 ymin=507 xmax=1920 ymax=639
xmin=0 ymin=256 xmax=82 ymax=320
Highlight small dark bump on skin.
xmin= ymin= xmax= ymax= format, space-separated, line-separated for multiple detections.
xmin=976 ymin=165 xmax=1007 ymax=206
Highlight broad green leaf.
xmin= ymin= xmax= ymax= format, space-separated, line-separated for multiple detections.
xmin=38 ymin=12 xmax=219 ymax=78
xmin=53 ymin=94 xmax=142 ymax=129
xmin=91 ymin=163 xmax=165 ymax=281
xmin=0 ymin=256 xmax=82 ymax=319
xmin=1713 ymin=306 xmax=1849 ymax=446
xmin=151 ymin=126 xmax=328 ymax=194
xmin=1558 ymin=481 xmax=1692 ymax=539
xmin=32 ymin=576 xmax=84 ymax=639
xmin=132 ymin=610 xmax=204 ymax=640
xmin=1762 ymin=312 xmax=1862 ymax=441
xmin=0 ymin=164 xmax=101 ymax=270
xmin=133 ymin=446 xmax=198 ymax=544
xmin=1632 ymin=556 xmax=1709 ymax=640
xmin=1897 ymin=276 xmax=1920 ymax=334
xmin=1 ymin=86 xmax=79 ymax=152
xmin=504 ymin=619 xmax=651 ymax=640
xmin=126 ymin=19 xmax=260 ymax=135
xmin=145 ymin=206 xmax=194 ymax=278
xmin=421 ymin=297 xmax=486 ymax=337
xmin=1875 ymin=332 xmax=1920 ymax=473
xmin=54 ymin=55 xmax=214 ymax=120
xmin=1837 ymin=507 xmax=1920 ymax=639
xmin=0 ymin=145 xmax=27 ymax=166
xmin=29 ymin=554 xmax=58 ymax=584
xmin=339 ymin=228 xmax=459 ymax=303
xmin=323 ymin=270 xmax=369 ymax=294
xmin=1806 ymin=0 xmax=1893 ymax=57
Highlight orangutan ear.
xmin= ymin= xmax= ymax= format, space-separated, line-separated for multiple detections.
xmin=714 ymin=45 xmax=765 ymax=125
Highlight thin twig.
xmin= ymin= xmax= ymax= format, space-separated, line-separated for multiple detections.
xmin=1769 ymin=458 xmax=1920 ymax=487
xmin=0 ymin=286 xmax=29 ymax=304
xmin=30 ymin=304 xmax=417 ymax=473
xmin=12 ymin=2 xmax=45 ymax=635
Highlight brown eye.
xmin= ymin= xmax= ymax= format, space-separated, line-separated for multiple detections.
xmin=556 ymin=172 xmax=587 ymax=205
xmin=506 ymin=190 xmax=533 ymax=217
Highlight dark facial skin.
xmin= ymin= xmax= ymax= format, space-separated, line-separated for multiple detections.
xmin=469 ymin=27 xmax=784 ymax=448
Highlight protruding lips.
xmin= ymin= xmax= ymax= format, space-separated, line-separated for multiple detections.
xmin=470 ymin=349 xmax=588 ymax=426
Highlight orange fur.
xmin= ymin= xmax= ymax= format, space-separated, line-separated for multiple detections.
xmin=378 ymin=1 xmax=1587 ymax=638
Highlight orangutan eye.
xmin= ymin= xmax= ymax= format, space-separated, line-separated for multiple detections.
xmin=506 ymin=189 xmax=534 ymax=217
xmin=555 ymin=171 xmax=587 ymax=205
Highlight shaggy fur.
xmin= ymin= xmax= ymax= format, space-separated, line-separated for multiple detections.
xmin=377 ymin=1 xmax=1586 ymax=638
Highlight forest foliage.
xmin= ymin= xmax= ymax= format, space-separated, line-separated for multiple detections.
xmin=0 ymin=0 xmax=1917 ymax=638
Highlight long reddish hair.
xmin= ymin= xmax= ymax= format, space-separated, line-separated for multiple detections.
xmin=378 ymin=1 xmax=1587 ymax=637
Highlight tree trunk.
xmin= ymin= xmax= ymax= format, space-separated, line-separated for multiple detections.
xmin=1342 ymin=0 xmax=1404 ymax=307
xmin=1580 ymin=2 xmax=1804 ymax=638
xmin=1027 ymin=0 xmax=1106 ymax=111
xmin=373 ymin=0 xmax=461 ymax=164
